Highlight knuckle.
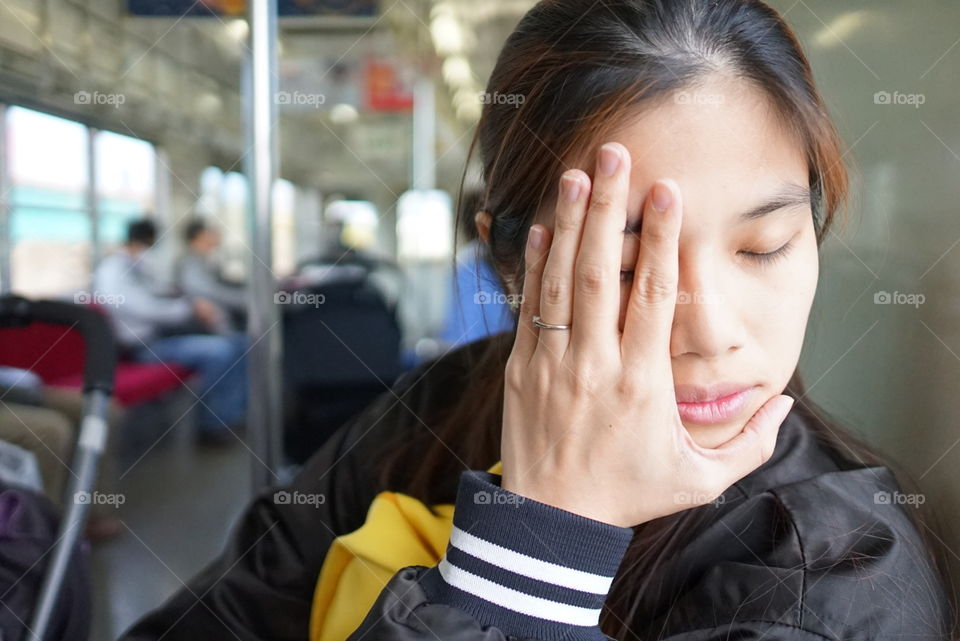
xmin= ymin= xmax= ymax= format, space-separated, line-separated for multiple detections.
xmin=613 ymin=372 xmax=644 ymax=398
xmin=506 ymin=354 xmax=546 ymax=390
xmin=568 ymin=368 xmax=600 ymax=396
xmin=757 ymin=432 xmax=775 ymax=466
xmin=588 ymin=191 xmax=615 ymax=213
xmin=554 ymin=208 xmax=582 ymax=233
xmin=541 ymin=273 xmax=567 ymax=306
xmin=505 ymin=365 xmax=526 ymax=394
xmin=632 ymin=268 xmax=677 ymax=306
xmin=518 ymin=294 xmax=536 ymax=319
xmin=641 ymin=224 xmax=674 ymax=245
xmin=575 ymin=260 xmax=608 ymax=295
xmin=567 ymin=357 xmax=610 ymax=393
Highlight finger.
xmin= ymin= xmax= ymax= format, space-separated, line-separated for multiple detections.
xmin=570 ymin=142 xmax=631 ymax=357
xmin=621 ymin=178 xmax=683 ymax=364
xmin=537 ymin=169 xmax=590 ymax=358
xmin=513 ymin=223 xmax=552 ymax=364
xmin=697 ymin=394 xmax=795 ymax=486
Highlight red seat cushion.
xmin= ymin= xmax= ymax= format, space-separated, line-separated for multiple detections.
xmin=0 ymin=322 xmax=87 ymax=383
xmin=45 ymin=363 xmax=193 ymax=407
xmin=0 ymin=321 xmax=193 ymax=407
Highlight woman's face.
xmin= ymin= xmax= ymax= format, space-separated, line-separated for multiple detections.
xmin=540 ymin=76 xmax=820 ymax=448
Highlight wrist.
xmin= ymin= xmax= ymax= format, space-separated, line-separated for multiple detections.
xmin=501 ymin=473 xmax=622 ymax=527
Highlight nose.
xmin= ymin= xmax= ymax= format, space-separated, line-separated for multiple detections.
xmin=669 ymin=251 xmax=743 ymax=360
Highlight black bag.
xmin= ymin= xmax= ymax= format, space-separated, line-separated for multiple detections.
xmin=0 ymin=483 xmax=91 ymax=641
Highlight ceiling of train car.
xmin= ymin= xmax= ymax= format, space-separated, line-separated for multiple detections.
xmin=0 ymin=0 xmax=537 ymax=206
xmin=275 ymin=0 xmax=536 ymax=202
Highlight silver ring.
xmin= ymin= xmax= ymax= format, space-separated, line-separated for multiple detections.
xmin=532 ymin=315 xmax=572 ymax=330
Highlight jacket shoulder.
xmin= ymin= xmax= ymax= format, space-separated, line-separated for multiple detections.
xmin=653 ymin=465 xmax=951 ymax=640
xmin=771 ymin=466 xmax=949 ymax=638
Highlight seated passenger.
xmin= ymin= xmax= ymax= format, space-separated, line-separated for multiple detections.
xmin=94 ymin=218 xmax=247 ymax=444
xmin=0 ymin=367 xmax=71 ymax=505
xmin=0 ymin=367 xmax=124 ymax=539
xmin=176 ymin=218 xmax=246 ymax=331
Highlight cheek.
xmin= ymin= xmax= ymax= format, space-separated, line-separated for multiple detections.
xmin=772 ymin=237 xmax=819 ymax=326
xmin=751 ymin=241 xmax=819 ymax=383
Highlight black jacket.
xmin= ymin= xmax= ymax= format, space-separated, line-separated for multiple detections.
xmin=120 ymin=334 xmax=952 ymax=641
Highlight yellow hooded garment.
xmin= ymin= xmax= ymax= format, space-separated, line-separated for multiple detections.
xmin=308 ymin=461 xmax=504 ymax=641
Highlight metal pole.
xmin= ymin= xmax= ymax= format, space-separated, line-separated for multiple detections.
xmin=28 ymin=389 xmax=110 ymax=640
xmin=245 ymin=0 xmax=283 ymax=490
xmin=0 ymin=103 xmax=10 ymax=295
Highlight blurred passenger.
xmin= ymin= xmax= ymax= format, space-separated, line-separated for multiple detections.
xmin=294 ymin=217 xmax=401 ymax=309
xmin=440 ymin=238 xmax=515 ymax=349
xmin=0 ymin=367 xmax=71 ymax=505
xmin=43 ymin=385 xmax=126 ymax=539
xmin=176 ymin=218 xmax=246 ymax=330
xmin=94 ymin=218 xmax=247 ymax=445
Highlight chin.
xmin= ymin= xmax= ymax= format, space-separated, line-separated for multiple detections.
xmin=684 ymin=421 xmax=744 ymax=449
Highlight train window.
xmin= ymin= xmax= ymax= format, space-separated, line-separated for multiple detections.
xmin=94 ymin=131 xmax=156 ymax=250
xmin=5 ymin=107 xmax=157 ymax=297
xmin=7 ymin=107 xmax=90 ymax=296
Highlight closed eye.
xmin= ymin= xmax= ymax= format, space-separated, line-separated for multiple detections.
xmin=739 ymin=240 xmax=795 ymax=266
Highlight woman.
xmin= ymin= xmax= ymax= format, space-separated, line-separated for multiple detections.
xmin=122 ymin=1 xmax=955 ymax=639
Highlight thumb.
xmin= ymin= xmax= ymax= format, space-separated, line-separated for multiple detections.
xmin=704 ymin=394 xmax=795 ymax=483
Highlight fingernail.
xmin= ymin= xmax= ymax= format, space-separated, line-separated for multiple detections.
xmin=528 ymin=225 xmax=543 ymax=250
xmin=652 ymin=181 xmax=673 ymax=212
xmin=561 ymin=174 xmax=581 ymax=202
xmin=778 ymin=395 xmax=796 ymax=418
xmin=599 ymin=143 xmax=621 ymax=176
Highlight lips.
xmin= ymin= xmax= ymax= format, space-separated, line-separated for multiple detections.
xmin=674 ymin=383 xmax=759 ymax=425
xmin=674 ymin=382 xmax=756 ymax=403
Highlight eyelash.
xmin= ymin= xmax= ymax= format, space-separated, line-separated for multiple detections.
xmin=740 ymin=240 xmax=795 ymax=267
xmin=619 ymin=240 xmax=795 ymax=280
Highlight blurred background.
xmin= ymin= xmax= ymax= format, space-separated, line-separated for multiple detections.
xmin=0 ymin=1 xmax=956 ymax=639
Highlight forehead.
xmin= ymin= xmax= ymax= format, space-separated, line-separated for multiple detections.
xmin=602 ymin=76 xmax=810 ymax=221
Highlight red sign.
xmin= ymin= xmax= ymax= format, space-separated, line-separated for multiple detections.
xmin=364 ymin=60 xmax=414 ymax=113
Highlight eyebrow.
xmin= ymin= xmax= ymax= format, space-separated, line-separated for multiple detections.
xmin=736 ymin=182 xmax=813 ymax=223
xmin=624 ymin=182 xmax=813 ymax=234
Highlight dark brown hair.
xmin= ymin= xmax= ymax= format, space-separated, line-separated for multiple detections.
xmin=379 ymin=0 xmax=956 ymax=637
